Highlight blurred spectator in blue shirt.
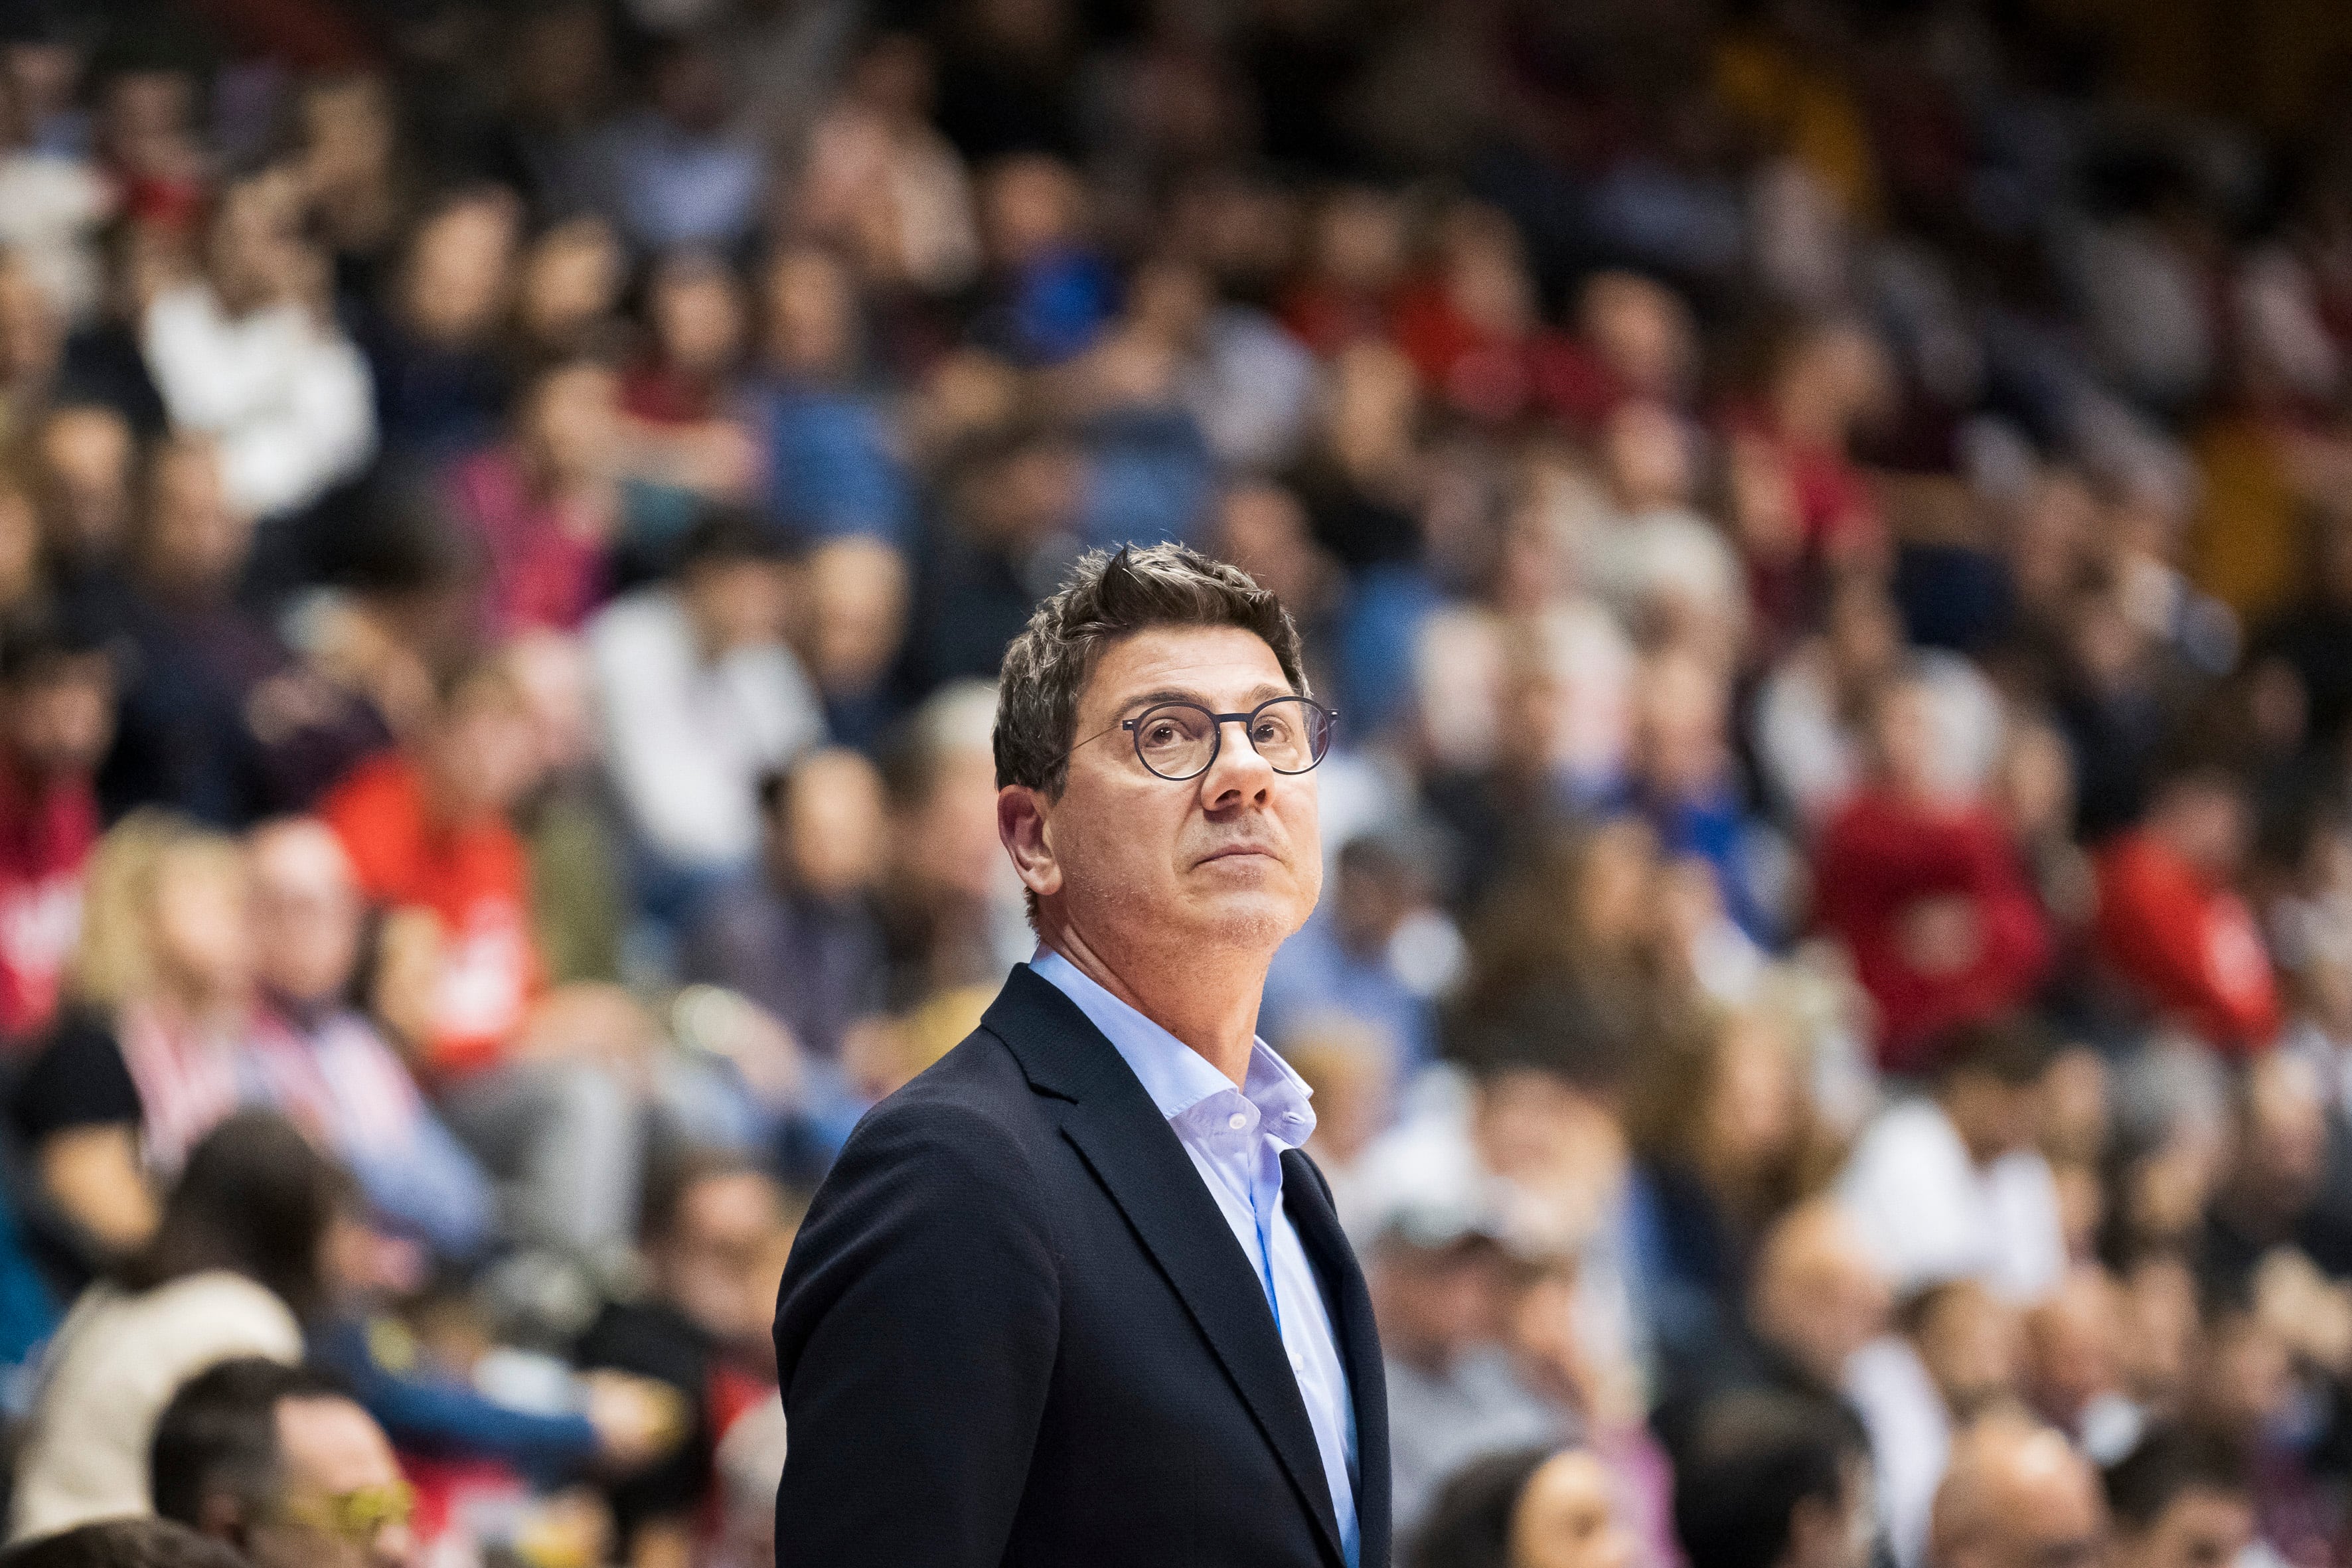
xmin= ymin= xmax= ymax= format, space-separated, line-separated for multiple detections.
xmin=757 ymin=246 xmax=913 ymax=547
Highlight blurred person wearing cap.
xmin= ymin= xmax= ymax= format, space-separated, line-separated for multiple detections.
xmin=1372 ymin=1186 xmax=1567 ymax=1541
xmin=776 ymin=544 xmax=1388 ymax=1566
xmin=1835 ymin=1016 xmax=2068 ymax=1305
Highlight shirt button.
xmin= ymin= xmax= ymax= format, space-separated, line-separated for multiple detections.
xmin=1227 ymin=1111 xmax=1249 ymax=1131
xmin=1291 ymin=1352 xmax=1306 ymax=1373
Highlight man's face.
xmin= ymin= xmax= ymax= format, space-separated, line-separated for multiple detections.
xmin=249 ymin=826 xmax=364 ymax=1008
xmin=2114 ymin=1490 xmax=2254 ymax=1568
xmin=2 ymin=660 xmax=114 ymax=777
xmin=250 ymin=1396 xmax=417 ymax=1568
xmin=1021 ymin=625 xmax=1322 ymax=967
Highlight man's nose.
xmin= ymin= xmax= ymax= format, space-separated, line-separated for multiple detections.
xmin=1198 ymin=716 xmax=1275 ymax=804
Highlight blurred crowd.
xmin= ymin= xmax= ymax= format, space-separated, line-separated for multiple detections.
xmin=0 ymin=0 xmax=2349 ymax=1565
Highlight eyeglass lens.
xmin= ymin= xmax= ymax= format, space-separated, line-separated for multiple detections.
xmin=1131 ymin=698 xmax=1330 ymax=780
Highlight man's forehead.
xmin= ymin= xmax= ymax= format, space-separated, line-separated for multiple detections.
xmin=1081 ymin=625 xmax=1291 ymax=715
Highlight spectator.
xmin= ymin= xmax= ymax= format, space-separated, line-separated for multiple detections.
xmin=149 ymin=1358 xmax=418 ymax=1568
xmin=13 ymin=816 xmax=266 ymax=1255
xmin=361 ymin=187 xmax=520 ymax=460
xmin=1924 ymin=1416 xmax=2104 ymax=1568
xmin=2092 ymin=765 xmax=2280 ymax=1056
xmin=756 ymin=244 xmax=913 ymax=547
xmin=9 ymin=1111 xmax=352 ymax=1543
xmin=1263 ymin=829 xmax=1456 ymax=1068
xmin=1813 ymin=667 xmax=2053 ymax=1075
xmin=319 ymin=657 xmax=648 ymax=1263
xmin=244 ymin=818 xmax=494 ymax=1262
xmin=0 ymin=613 xmax=112 ymax=1048
xmin=1836 ymin=1016 xmax=2068 ymax=1304
xmin=586 ymin=506 xmax=822 ymax=896
xmin=1610 ymin=649 xmax=1778 ymax=946
xmin=1406 ymin=1443 xmax=1638 ymax=1568
xmin=139 ymin=169 xmax=376 ymax=523
xmin=2100 ymin=1425 xmax=2254 ymax=1568
xmin=96 ymin=437 xmax=384 ymax=826
xmin=443 ymin=354 xmax=623 ymax=639
xmin=574 ymin=1153 xmax=795 ymax=1565
xmin=676 ymin=748 xmax=887 ymax=1062
xmin=1652 ymin=1200 xmax=1891 ymax=1464
xmin=585 ymin=33 xmax=766 ymax=256
xmin=1373 ymin=1194 xmax=1566 ymax=1539
xmin=1672 ymin=1393 xmax=1877 ymax=1568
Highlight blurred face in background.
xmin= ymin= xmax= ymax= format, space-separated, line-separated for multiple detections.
xmin=426 ymin=669 xmax=545 ymax=822
xmin=1509 ymin=1450 xmax=1636 ymax=1568
xmin=207 ymin=171 xmax=313 ymax=316
xmin=1 ymin=655 xmax=114 ymax=777
xmin=2110 ymin=1486 xmax=2254 ymax=1568
xmin=248 ymin=821 xmax=364 ymax=1011
xmin=652 ymin=254 xmax=745 ymax=379
xmin=37 ymin=405 xmax=133 ymax=562
xmin=652 ymin=1170 xmax=791 ymax=1351
xmin=765 ymin=247 xmax=858 ymax=380
xmin=141 ymin=439 xmax=248 ymax=593
xmin=1912 ymin=1281 xmax=2021 ymax=1418
xmin=402 ymin=193 xmax=518 ymax=345
xmin=148 ymin=839 xmax=256 ymax=1010
xmin=520 ymin=362 xmax=620 ymax=490
xmin=805 ymin=538 xmax=908 ymax=696
xmin=250 ymin=1395 xmax=418 ymax=1568
xmin=516 ymin=217 xmax=622 ymax=351
xmin=775 ymin=749 xmax=888 ymax=900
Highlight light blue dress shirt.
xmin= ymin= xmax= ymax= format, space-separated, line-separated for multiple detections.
xmin=1033 ymin=949 xmax=1360 ymax=1568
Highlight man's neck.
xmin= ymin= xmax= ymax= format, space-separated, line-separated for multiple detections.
xmin=1040 ymin=923 xmax=1266 ymax=1087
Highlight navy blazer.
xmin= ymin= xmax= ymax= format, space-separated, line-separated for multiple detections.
xmin=773 ymin=963 xmax=1392 ymax=1567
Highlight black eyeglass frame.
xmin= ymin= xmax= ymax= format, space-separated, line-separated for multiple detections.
xmin=1063 ymin=694 xmax=1340 ymax=781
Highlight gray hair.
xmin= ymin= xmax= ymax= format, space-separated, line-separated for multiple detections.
xmin=993 ymin=543 xmax=1309 ymax=798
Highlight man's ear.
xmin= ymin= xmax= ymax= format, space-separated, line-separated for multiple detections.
xmin=197 ymin=1490 xmax=250 ymax=1548
xmin=998 ymin=784 xmax=1063 ymax=902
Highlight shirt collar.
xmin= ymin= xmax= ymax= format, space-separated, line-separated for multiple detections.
xmin=1030 ymin=947 xmax=1316 ymax=1148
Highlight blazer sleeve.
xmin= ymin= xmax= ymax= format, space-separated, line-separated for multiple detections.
xmin=773 ymin=1096 xmax=1061 ymax=1567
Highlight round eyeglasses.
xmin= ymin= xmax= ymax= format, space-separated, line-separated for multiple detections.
xmin=1113 ymin=696 xmax=1338 ymax=781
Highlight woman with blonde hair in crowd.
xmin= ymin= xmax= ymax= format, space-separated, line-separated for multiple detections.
xmin=11 ymin=811 xmax=266 ymax=1260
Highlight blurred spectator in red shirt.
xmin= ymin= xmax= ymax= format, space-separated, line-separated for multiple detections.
xmin=0 ymin=613 xmax=113 ymax=1047
xmin=1815 ymin=667 xmax=2053 ymax=1076
xmin=2093 ymin=765 xmax=2280 ymax=1056
xmin=1530 ymin=271 xmax=1701 ymax=436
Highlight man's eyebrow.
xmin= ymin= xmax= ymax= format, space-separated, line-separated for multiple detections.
xmin=1107 ymin=682 xmax=1299 ymax=718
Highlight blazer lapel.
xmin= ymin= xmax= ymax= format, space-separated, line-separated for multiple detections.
xmin=984 ymin=967 xmax=1348 ymax=1568
xmin=1285 ymin=1148 xmax=1391 ymax=1568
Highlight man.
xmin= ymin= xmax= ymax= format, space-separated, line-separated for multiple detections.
xmin=579 ymin=1153 xmax=798 ymax=1565
xmin=1674 ymin=1393 xmax=1877 ymax=1568
xmin=2101 ymin=1425 xmax=2255 ymax=1568
xmin=586 ymin=507 xmax=824 ymax=897
xmin=1928 ymin=1416 xmax=2104 ymax=1568
xmin=0 ymin=1520 xmax=244 ymax=1568
xmin=1836 ymin=1015 xmax=2067 ymax=1304
xmin=244 ymin=819 xmax=494 ymax=1262
xmin=775 ymin=544 xmax=1389 ymax=1566
xmin=149 ymin=1358 xmax=417 ymax=1568
xmin=1653 ymin=1200 xmax=1891 ymax=1465
xmin=1370 ymin=1189 xmax=1562 ymax=1539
